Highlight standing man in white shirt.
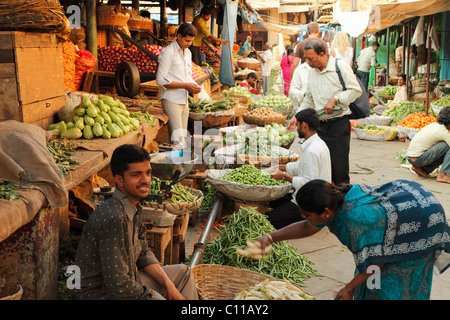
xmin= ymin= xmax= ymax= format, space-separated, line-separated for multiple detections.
xmin=156 ymin=23 xmax=201 ymax=146
xmin=296 ymin=39 xmax=362 ymax=186
xmin=355 ymin=41 xmax=379 ymax=92
xmin=286 ymin=61 xmax=311 ymax=130
xmin=406 ymin=107 xmax=450 ymax=184
xmin=267 ymin=108 xmax=332 ymax=229
xmin=251 ymin=42 xmax=272 ymax=95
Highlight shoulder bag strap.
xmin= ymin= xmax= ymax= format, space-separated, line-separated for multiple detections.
xmin=335 ymin=58 xmax=347 ymax=91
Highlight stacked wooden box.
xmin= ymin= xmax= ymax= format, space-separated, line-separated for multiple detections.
xmin=0 ymin=31 xmax=66 ymax=129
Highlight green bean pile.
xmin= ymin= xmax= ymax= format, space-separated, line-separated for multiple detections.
xmin=203 ymin=206 xmax=321 ymax=285
xmin=219 ymin=165 xmax=286 ymax=187
xmin=198 ymin=183 xmax=217 ymax=212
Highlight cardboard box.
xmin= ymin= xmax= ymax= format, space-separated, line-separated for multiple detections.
xmin=0 ymin=31 xmax=66 ymax=128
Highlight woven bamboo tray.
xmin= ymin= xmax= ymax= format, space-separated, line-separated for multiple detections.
xmin=237 ymin=60 xmax=260 ymax=70
xmin=381 ymin=94 xmax=395 ymax=100
xmin=143 ymin=187 xmax=203 ymax=215
xmin=97 ymin=14 xmax=129 ymax=27
xmin=191 ymin=264 xmax=314 ymax=300
xmin=0 ymin=283 xmax=23 ymax=300
xmin=353 ymin=126 xmax=397 ymax=141
xmin=229 ymin=94 xmax=251 ymax=105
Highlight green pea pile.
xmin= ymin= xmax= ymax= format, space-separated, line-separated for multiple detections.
xmin=219 ymin=164 xmax=286 ymax=186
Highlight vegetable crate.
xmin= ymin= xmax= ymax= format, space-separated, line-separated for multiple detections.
xmin=191 ymin=264 xmax=315 ymax=300
xmin=0 ymin=31 xmax=65 ymax=129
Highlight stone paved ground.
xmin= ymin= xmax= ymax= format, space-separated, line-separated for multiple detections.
xmin=185 ymin=132 xmax=450 ymax=300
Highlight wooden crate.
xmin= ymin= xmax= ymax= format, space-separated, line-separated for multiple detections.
xmin=0 ymin=31 xmax=65 ymax=128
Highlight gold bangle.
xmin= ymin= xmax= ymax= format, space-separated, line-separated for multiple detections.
xmin=267 ymin=234 xmax=274 ymax=244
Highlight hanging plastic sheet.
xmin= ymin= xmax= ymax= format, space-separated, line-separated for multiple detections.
xmin=219 ymin=0 xmax=238 ymax=87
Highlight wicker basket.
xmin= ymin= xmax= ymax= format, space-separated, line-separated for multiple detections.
xmin=189 ymin=110 xmax=234 ymax=128
xmin=243 ymin=113 xmax=287 ymax=126
xmin=381 ymin=94 xmax=395 ymax=100
xmin=0 ymin=283 xmax=23 ymax=300
xmin=237 ymin=60 xmax=261 ymax=70
xmin=97 ymin=14 xmax=129 ymax=27
xmin=430 ymin=102 xmax=443 ymax=115
xmin=358 ymin=115 xmax=393 ymax=126
xmin=396 ymin=126 xmax=419 ymax=139
xmin=229 ymin=94 xmax=251 ymax=105
xmin=192 ymin=264 xmax=314 ymax=300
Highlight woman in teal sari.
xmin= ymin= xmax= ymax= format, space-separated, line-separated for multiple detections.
xmin=258 ymin=179 xmax=450 ymax=300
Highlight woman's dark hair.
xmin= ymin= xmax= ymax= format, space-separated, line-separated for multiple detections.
xmin=296 ymin=180 xmax=351 ymax=215
xmin=287 ymin=48 xmax=294 ymax=64
xmin=304 ymin=38 xmax=327 ymax=55
xmin=111 ymin=144 xmax=150 ymax=177
xmin=295 ymin=108 xmax=320 ymax=131
xmin=399 ymin=73 xmax=406 ymax=82
xmin=438 ymin=107 xmax=450 ymax=126
xmin=177 ymin=22 xmax=197 ymax=37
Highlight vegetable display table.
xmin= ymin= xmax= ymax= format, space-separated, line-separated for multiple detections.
xmin=145 ymin=224 xmax=173 ymax=266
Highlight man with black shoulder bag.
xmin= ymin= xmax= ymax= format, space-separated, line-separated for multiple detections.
xmin=291 ymin=39 xmax=362 ymax=185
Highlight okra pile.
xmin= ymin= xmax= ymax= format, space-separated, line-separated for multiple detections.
xmin=219 ymin=165 xmax=286 ymax=186
xmin=202 ymin=207 xmax=321 ymax=285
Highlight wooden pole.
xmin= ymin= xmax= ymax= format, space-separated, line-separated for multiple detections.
xmin=402 ymin=24 xmax=406 ymax=74
xmin=425 ymin=15 xmax=434 ymax=115
xmin=406 ymin=21 xmax=411 ymax=99
xmin=85 ymin=0 xmax=97 ymax=60
xmin=386 ymin=27 xmax=390 ymax=86
xmin=160 ymin=0 xmax=168 ymax=39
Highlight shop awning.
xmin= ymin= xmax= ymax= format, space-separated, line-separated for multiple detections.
xmin=246 ymin=0 xmax=280 ymax=9
xmin=334 ymin=0 xmax=450 ymax=38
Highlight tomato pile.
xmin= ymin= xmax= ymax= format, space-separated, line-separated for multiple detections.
xmin=396 ymin=113 xmax=437 ymax=130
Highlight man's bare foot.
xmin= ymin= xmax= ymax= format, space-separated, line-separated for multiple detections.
xmin=436 ymin=173 xmax=450 ymax=184
xmin=411 ymin=165 xmax=429 ymax=177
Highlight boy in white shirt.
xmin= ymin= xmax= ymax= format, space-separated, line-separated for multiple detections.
xmin=251 ymin=42 xmax=272 ymax=94
xmin=156 ymin=23 xmax=201 ymax=146
xmin=407 ymin=106 xmax=450 ymax=184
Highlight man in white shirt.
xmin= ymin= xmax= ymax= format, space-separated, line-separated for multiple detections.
xmin=286 ymin=62 xmax=311 ymax=130
xmin=267 ymin=108 xmax=332 ymax=229
xmin=156 ymin=23 xmax=201 ymax=146
xmin=251 ymin=42 xmax=272 ymax=94
xmin=407 ymin=107 xmax=450 ymax=184
xmin=355 ymin=41 xmax=379 ymax=91
xmin=294 ymin=39 xmax=362 ymax=186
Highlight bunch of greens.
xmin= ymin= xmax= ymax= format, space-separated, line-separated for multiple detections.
xmin=0 ymin=180 xmax=27 ymax=203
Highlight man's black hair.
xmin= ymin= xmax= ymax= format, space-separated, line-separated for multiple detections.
xmin=295 ymin=108 xmax=320 ymax=131
xmin=438 ymin=107 xmax=450 ymax=127
xmin=177 ymin=22 xmax=197 ymax=37
xmin=200 ymin=7 xmax=211 ymax=15
xmin=304 ymin=38 xmax=327 ymax=55
xmin=111 ymin=144 xmax=150 ymax=177
xmin=372 ymin=41 xmax=380 ymax=47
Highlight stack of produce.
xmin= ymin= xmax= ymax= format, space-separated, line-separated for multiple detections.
xmin=226 ymin=86 xmax=253 ymax=99
xmin=224 ymin=123 xmax=296 ymax=150
xmin=352 ymin=124 xmax=398 ymax=141
xmin=396 ymin=113 xmax=437 ymax=130
xmin=243 ymin=107 xmax=287 ymax=126
xmin=98 ymin=44 xmax=163 ymax=73
xmin=47 ymin=139 xmax=79 ymax=174
xmin=47 ymin=95 xmax=140 ymax=140
xmin=381 ymin=85 xmax=398 ymax=97
xmin=201 ymin=42 xmax=221 ymax=67
xmin=148 ymin=177 xmax=200 ymax=204
xmin=219 ymin=165 xmax=286 ymax=187
xmin=202 ymin=206 xmax=321 ymax=285
xmin=188 ymin=96 xmax=235 ymax=113
xmin=382 ymin=101 xmax=435 ymax=123
xmin=432 ymin=95 xmax=450 ymax=108
xmin=192 ymin=62 xmax=209 ymax=82
xmin=234 ymin=279 xmax=315 ymax=300
xmin=129 ymin=111 xmax=156 ymax=126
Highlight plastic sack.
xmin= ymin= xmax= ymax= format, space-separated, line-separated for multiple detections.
xmin=74 ymin=49 xmax=97 ymax=91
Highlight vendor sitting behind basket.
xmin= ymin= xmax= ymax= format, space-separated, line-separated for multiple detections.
xmin=373 ymin=73 xmax=408 ymax=115
xmin=266 ymin=109 xmax=332 ymax=229
xmin=239 ymin=72 xmax=261 ymax=95
xmin=406 ymin=106 xmax=450 ymax=184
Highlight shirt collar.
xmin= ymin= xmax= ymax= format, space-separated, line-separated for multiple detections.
xmin=112 ymin=187 xmax=139 ymax=221
xmin=301 ymin=133 xmax=319 ymax=151
xmin=321 ymin=56 xmax=336 ymax=73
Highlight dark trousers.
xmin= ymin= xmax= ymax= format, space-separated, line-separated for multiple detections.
xmin=318 ymin=116 xmax=351 ymax=185
xmin=356 ymin=70 xmax=370 ymax=92
xmin=267 ymin=194 xmax=303 ymax=230
xmin=188 ymin=45 xmax=201 ymax=66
